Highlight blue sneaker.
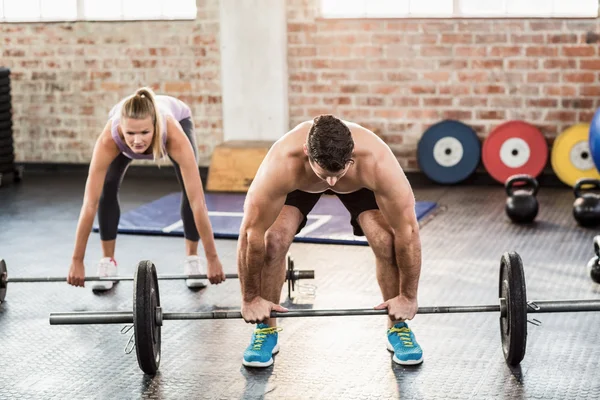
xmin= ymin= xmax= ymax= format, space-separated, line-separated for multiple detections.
xmin=386 ymin=322 xmax=423 ymax=365
xmin=242 ymin=323 xmax=282 ymax=367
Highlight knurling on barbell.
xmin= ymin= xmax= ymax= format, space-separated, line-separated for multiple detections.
xmin=48 ymin=252 xmax=600 ymax=376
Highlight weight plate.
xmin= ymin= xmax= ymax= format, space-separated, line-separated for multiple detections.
xmin=0 ymin=163 xmax=16 ymax=174
xmin=482 ymin=121 xmax=548 ymax=184
xmin=0 ymin=78 xmax=9 ymax=86
xmin=0 ymin=85 xmax=10 ymax=95
xmin=588 ymin=108 xmax=600 ymax=173
xmin=0 ymin=130 xmax=13 ymax=141
xmin=133 ymin=260 xmax=161 ymax=375
xmin=287 ymin=253 xmax=294 ymax=298
xmin=0 ymin=145 xmax=14 ymax=157
xmin=552 ymin=123 xmax=600 ymax=188
xmin=0 ymin=121 xmax=11 ymax=131
xmin=0 ymin=259 xmax=7 ymax=303
xmin=417 ymin=119 xmax=481 ymax=184
xmin=0 ymin=154 xmax=15 ymax=165
xmin=0 ymin=68 xmax=9 ymax=79
xmin=499 ymin=251 xmax=528 ymax=366
xmin=0 ymin=137 xmax=12 ymax=149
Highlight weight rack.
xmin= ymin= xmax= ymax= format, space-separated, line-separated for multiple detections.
xmin=0 ymin=67 xmax=23 ymax=188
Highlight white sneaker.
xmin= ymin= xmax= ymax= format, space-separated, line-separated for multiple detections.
xmin=92 ymin=257 xmax=118 ymax=292
xmin=183 ymin=255 xmax=207 ymax=288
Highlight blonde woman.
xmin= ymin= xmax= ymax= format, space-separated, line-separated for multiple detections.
xmin=67 ymin=87 xmax=225 ymax=290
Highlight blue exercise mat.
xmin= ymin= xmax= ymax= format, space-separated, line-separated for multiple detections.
xmin=92 ymin=193 xmax=438 ymax=246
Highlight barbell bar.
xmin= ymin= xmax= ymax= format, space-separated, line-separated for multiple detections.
xmin=0 ymin=254 xmax=314 ymax=304
xmin=48 ymin=299 xmax=600 ymax=326
xmin=48 ymin=251 xmax=600 ymax=376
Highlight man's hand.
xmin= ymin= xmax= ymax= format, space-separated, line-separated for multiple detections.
xmin=375 ymin=295 xmax=418 ymax=322
xmin=241 ymin=296 xmax=288 ymax=324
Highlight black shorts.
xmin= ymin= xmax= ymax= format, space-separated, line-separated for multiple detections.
xmin=284 ymin=188 xmax=379 ymax=236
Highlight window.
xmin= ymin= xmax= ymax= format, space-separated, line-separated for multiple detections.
xmin=319 ymin=0 xmax=599 ymax=19
xmin=0 ymin=0 xmax=197 ymax=22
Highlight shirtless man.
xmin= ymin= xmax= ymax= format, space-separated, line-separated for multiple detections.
xmin=237 ymin=114 xmax=423 ymax=368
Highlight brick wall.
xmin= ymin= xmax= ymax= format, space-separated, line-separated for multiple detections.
xmin=3 ymin=0 xmax=222 ymax=166
xmin=3 ymin=0 xmax=600 ymax=171
xmin=287 ymin=0 xmax=600 ymax=170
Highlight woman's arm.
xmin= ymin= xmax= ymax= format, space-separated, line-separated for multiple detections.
xmin=68 ymin=121 xmax=120 ymax=286
xmin=165 ymin=118 xmax=223 ymax=279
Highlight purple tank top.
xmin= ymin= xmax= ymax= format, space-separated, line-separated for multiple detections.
xmin=108 ymin=95 xmax=192 ymax=160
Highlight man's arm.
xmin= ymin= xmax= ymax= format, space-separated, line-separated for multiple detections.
xmin=238 ymin=145 xmax=292 ymax=303
xmin=372 ymin=149 xmax=422 ymax=301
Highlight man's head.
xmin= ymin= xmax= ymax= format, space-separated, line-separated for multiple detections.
xmin=304 ymin=115 xmax=354 ymax=186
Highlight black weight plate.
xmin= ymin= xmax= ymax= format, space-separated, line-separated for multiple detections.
xmin=0 ymin=94 xmax=11 ymax=113
xmin=0 ymin=137 xmax=12 ymax=148
xmin=286 ymin=253 xmax=294 ymax=298
xmin=0 ymin=129 xmax=13 ymax=140
xmin=499 ymin=251 xmax=528 ymax=366
xmin=0 ymin=154 xmax=15 ymax=165
xmin=0 ymin=259 xmax=7 ymax=303
xmin=0 ymin=86 xmax=10 ymax=95
xmin=0 ymin=112 xmax=11 ymax=122
xmin=0 ymin=163 xmax=16 ymax=173
xmin=0 ymin=69 xmax=10 ymax=79
xmin=0 ymin=78 xmax=9 ymax=86
xmin=0 ymin=120 xmax=11 ymax=131
xmin=0 ymin=146 xmax=14 ymax=157
xmin=133 ymin=260 xmax=161 ymax=375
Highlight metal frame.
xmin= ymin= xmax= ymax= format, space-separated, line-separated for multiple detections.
xmin=318 ymin=0 xmax=600 ymax=19
xmin=0 ymin=0 xmax=197 ymax=23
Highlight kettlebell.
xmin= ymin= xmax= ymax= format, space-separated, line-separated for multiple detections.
xmin=588 ymin=236 xmax=600 ymax=284
xmin=505 ymin=174 xmax=539 ymax=224
xmin=573 ymin=178 xmax=600 ymax=227
xmin=587 ymin=257 xmax=600 ymax=284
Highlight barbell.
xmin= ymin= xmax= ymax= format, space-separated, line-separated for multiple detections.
xmin=48 ymin=251 xmax=600 ymax=376
xmin=0 ymin=253 xmax=314 ymax=304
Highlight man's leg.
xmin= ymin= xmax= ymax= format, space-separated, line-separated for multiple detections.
xmin=338 ymin=189 xmax=423 ymax=365
xmin=262 ymin=206 xmax=305 ymax=327
xmin=356 ymin=210 xmax=398 ymax=328
xmin=242 ymin=191 xmax=320 ymax=368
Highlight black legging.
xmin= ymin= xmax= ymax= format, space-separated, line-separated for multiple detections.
xmin=98 ymin=117 xmax=200 ymax=242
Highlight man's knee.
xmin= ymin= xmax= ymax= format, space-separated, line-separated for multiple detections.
xmin=369 ymin=228 xmax=396 ymax=266
xmin=264 ymin=229 xmax=292 ymax=265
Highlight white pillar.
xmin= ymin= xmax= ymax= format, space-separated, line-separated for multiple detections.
xmin=219 ymin=0 xmax=289 ymax=141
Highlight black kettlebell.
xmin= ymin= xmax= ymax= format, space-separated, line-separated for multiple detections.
xmin=587 ymin=235 xmax=600 ymax=284
xmin=505 ymin=174 xmax=539 ymax=224
xmin=573 ymin=178 xmax=600 ymax=227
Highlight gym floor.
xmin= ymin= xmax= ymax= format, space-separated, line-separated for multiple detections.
xmin=1 ymin=171 xmax=599 ymax=400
